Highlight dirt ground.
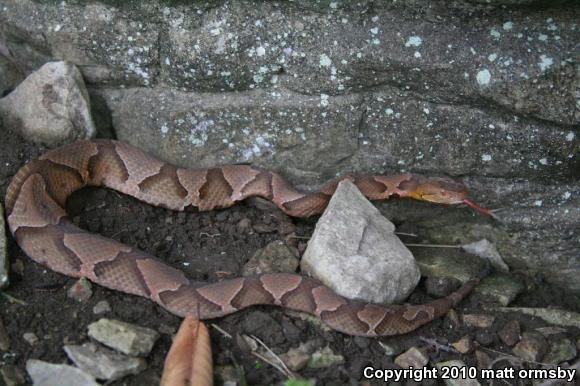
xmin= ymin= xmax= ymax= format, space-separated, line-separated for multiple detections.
xmin=1 ymin=129 xmax=579 ymax=386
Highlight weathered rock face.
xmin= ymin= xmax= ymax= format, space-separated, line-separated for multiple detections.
xmin=0 ymin=0 xmax=578 ymax=292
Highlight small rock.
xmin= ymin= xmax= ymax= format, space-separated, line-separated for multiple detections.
xmin=307 ymin=346 xmax=345 ymax=368
xmin=424 ymin=276 xmax=461 ymax=298
xmin=301 ymin=180 xmax=420 ymax=304
xmin=512 ymin=332 xmax=548 ymax=362
xmin=0 ymin=365 xmax=26 ymax=386
xmin=92 ymin=300 xmax=111 ymax=315
xmin=436 ymin=360 xmax=481 ymax=386
xmin=0 ymin=204 xmax=8 ymax=289
xmin=158 ymin=324 xmax=177 ymax=335
xmin=463 ymin=314 xmax=495 ymax=329
xmin=67 ymin=278 xmax=93 ymax=302
xmin=64 ymin=342 xmax=147 ymax=380
xmin=394 ymin=347 xmax=429 ymax=369
xmin=542 ymin=338 xmax=577 ymax=365
xmin=0 ymin=61 xmax=95 ymax=146
xmin=415 ymin=251 xmax=485 ymax=285
xmin=378 ymin=341 xmax=403 ymax=356
xmin=236 ymin=218 xmax=252 ymax=234
xmin=474 ymin=330 xmax=496 ymax=347
xmin=26 ymin=359 xmax=99 ymax=386
xmin=498 ymin=320 xmax=521 ymax=346
xmin=446 ymin=309 xmax=460 ymax=328
xmin=277 ymin=221 xmax=297 ymax=235
xmin=475 ymin=350 xmax=493 ymax=370
xmin=452 ymin=335 xmax=474 ymax=354
xmin=280 ymin=342 xmax=315 ymax=371
xmin=23 ymin=332 xmax=39 ymax=346
xmin=87 ymin=319 xmax=159 ymax=356
xmin=474 ymin=274 xmax=524 ymax=306
xmin=252 ymin=223 xmax=277 ymax=233
xmin=462 ymin=239 xmax=509 ymax=273
xmin=0 ymin=315 xmax=10 ymax=350
xmin=242 ymin=240 xmax=299 ymax=276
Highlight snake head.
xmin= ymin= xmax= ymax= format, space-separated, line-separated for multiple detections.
xmin=406 ymin=176 xmax=469 ymax=205
xmin=403 ymin=175 xmax=498 ymax=218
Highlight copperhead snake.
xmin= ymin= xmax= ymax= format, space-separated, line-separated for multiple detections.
xmin=5 ymin=139 xmax=493 ymax=337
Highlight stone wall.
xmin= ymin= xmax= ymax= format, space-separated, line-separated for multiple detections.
xmin=0 ymin=0 xmax=578 ymax=292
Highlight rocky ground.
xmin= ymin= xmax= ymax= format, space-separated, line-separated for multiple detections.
xmin=1 ymin=128 xmax=580 ymax=385
xmin=0 ymin=0 xmax=579 ymax=385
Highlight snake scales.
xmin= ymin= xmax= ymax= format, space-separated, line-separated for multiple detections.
xmin=5 ymin=139 xmax=492 ymax=336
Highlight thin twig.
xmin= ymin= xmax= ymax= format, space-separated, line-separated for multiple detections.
xmin=394 ymin=232 xmax=418 ymax=237
xmin=250 ymin=335 xmax=295 ymax=378
xmin=404 ymin=243 xmax=461 ymax=248
xmin=210 ymin=323 xmax=232 ymax=339
xmin=0 ymin=292 xmax=27 ymax=306
xmin=251 ymin=351 xmax=293 ymax=378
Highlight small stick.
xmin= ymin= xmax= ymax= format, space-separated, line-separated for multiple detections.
xmin=404 ymin=243 xmax=461 ymax=248
xmin=210 ymin=323 xmax=232 ymax=339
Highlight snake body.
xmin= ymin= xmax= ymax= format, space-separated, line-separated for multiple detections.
xmin=6 ymin=139 xmax=490 ymax=336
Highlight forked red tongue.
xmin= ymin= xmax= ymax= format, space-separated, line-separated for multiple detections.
xmin=463 ymin=199 xmax=501 ymax=220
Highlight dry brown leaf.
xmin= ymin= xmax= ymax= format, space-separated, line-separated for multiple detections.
xmin=160 ymin=315 xmax=213 ymax=386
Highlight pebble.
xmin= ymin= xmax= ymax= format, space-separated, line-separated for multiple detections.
xmin=474 ymin=329 xmax=497 ymax=347
xmin=473 ymin=273 xmax=524 ymax=306
xmin=26 ymin=359 xmax=99 ymax=386
xmin=242 ymin=240 xmax=299 ymax=276
xmin=498 ymin=320 xmax=521 ymax=346
xmin=461 ymin=239 xmax=509 ymax=273
xmin=394 ymin=347 xmax=429 ymax=368
xmin=92 ymin=300 xmax=111 ymax=315
xmin=462 ymin=314 xmax=495 ymax=329
xmin=236 ymin=217 xmax=252 ymax=233
xmin=475 ymin=350 xmax=493 ymax=369
xmin=22 ymin=332 xmax=39 ymax=346
xmin=512 ymin=332 xmax=548 ymax=362
xmin=280 ymin=342 xmax=314 ymax=371
xmin=452 ymin=335 xmax=473 ymax=354
xmin=64 ymin=342 xmax=147 ymax=380
xmin=87 ymin=318 xmax=159 ymax=356
xmin=67 ymin=278 xmax=93 ymax=302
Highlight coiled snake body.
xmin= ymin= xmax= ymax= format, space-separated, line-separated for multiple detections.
xmin=6 ymin=140 xmax=492 ymax=336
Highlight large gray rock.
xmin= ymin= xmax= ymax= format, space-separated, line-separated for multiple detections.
xmin=26 ymin=359 xmax=99 ymax=386
xmin=0 ymin=61 xmax=95 ymax=146
xmin=1 ymin=1 xmax=576 ymax=125
xmin=301 ymin=180 xmax=420 ymax=304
